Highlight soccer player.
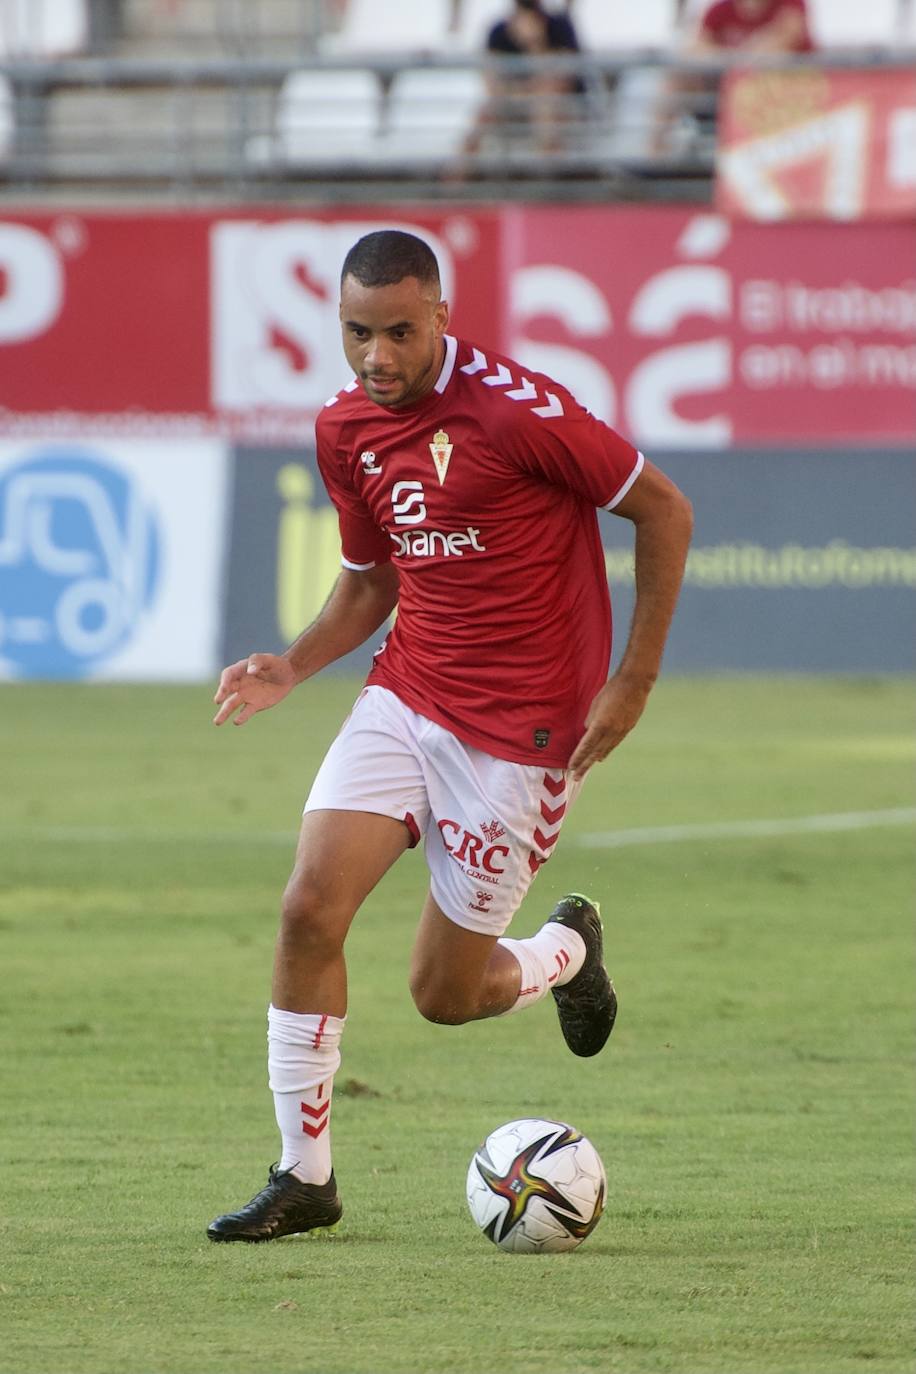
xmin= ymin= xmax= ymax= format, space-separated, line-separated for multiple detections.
xmin=206 ymin=230 xmax=693 ymax=1243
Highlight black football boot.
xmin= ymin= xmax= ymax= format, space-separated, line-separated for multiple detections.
xmin=548 ymin=893 xmax=617 ymax=1057
xmin=207 ymin=1165 xmax=342 ymax=1243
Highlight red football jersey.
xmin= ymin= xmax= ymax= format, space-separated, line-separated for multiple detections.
xmin=315 ymin=335 xmax=644 ymax=768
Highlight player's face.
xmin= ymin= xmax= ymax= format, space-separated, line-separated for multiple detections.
xmin=340 ymin=274 xmax=449 ymax=409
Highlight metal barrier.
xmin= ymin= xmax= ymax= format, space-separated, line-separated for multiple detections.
xmin=0 ymin=46 xmax=912 ymax=201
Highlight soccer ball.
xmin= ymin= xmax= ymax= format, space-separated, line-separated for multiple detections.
xmin=466 ymin=1118 xmax=606 ymax=1253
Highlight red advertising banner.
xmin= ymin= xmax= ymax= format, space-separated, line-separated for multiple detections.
xmin=509 ymin=207 xmax=916 ymax=446
xmin=716 ymin=67 xmax=916 ymax=222
xmin=0 ymin=206 xmax=913 ymax=447
xmin=0 ymin=210 xmax=501 ymax=443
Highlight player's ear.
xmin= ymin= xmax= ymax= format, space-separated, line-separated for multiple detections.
xmin=434 ymin=298 xmax=450 ymax=333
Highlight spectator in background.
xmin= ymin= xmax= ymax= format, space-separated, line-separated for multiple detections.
xmin=462 ymin=0 xmax=585 ymax=160
xmin=616 ymin=0 xmax=814 ymax=160
xmin=692 ymin=0 xmax=813 ymax=54
xmin=680 ymin=0 xmax=814 ymax=144
xmin=486 ymin=0 xmax=579 ymax=60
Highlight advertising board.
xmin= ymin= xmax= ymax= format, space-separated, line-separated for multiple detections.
xmin=224 ymin=446 xmax=915 ymax=677
xmin=717 ymin=67 xmax=916 ymax=221
xmin=602 ymin=449 xmax=916 ymax=673
xmin=0 ymin=438 xmax=228 ymax=680
xmin=0 ymin=208 xmax=912 ymax=448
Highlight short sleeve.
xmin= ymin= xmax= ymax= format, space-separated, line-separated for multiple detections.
xmin=315 ymin=424 xmax=392 ymax=572
xmin=498 ymin=384 xmax=644 ymax=512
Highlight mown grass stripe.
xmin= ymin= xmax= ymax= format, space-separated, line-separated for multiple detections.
xmin=2 ymin=808 xmax=913 ymax=850
xmin=576 ymin=807 xmax=916 ymax=848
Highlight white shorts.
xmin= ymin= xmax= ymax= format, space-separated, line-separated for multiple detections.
xmin=304 ymin=686 xmax=582 ymax=936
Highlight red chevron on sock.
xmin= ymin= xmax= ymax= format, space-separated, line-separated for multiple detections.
xmin=301 ymin=1098 xmax=330 ymax=1139
xmin=302 ymin=1117 xmax=329 ymax=1140
xmin=548 ymin=949 xmax=570 ymax=984
xmin=300 ymin=1099 xmax=330 ymax=1121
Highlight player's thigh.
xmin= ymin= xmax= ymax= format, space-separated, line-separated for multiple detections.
xmin=285 ymin=684 xmax=431 ymax=941
xmin=304 ymin=686 xmax=430 ymax=846
xmin=282 ymin=808 xmax=411 ymax=944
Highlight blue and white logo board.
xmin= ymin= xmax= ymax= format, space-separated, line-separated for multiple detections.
xmin=0 ymin=440 xmax=228 ymax=680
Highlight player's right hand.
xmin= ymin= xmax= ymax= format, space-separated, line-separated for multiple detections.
xmin=212 ymin=653 xmax=297 ymax=727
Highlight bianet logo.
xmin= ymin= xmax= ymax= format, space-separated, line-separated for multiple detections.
xmin=388 ymin=479 xmax=486 ymax=559
xmin=0 ymin=451 xmax=160 ymax=679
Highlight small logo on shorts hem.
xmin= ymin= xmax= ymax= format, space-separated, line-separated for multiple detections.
xmin=534 ymin=728 xmax=551 ymax=749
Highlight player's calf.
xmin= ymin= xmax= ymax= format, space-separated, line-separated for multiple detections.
xmin=409 ymin=918 xmax=528 ymax=1024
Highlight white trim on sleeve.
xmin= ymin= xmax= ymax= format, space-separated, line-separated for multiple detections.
xmin=603 ymin=450 xmax=645 ymax=511
xmin=341 ymin=555 xmax=377 ymax=571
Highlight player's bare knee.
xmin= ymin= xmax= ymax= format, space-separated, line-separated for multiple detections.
xmin=279 ymin=871 xmax=347 ymax=959
xmin=408 ymin=972 xmax=475 ymax=1026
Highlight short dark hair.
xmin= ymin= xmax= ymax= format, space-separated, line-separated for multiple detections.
xmin=340 ymin=230 xmax=441 ymax=293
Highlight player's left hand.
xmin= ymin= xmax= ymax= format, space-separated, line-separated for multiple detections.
xmin=568 ymin=672 xmax=654 ymax=781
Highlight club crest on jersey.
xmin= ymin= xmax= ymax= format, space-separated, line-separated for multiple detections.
xmin=429 ymin=429 xmax=453 ymax=486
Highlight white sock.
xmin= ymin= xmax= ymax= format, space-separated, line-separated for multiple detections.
xmin=498 ymin=920 xmax=586 ymax=1016
xmin=267 ymin=1004 xmax=346 ymax=1185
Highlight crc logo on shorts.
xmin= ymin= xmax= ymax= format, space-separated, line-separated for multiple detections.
xmin=439 ymin=818 xmax=510 ymax=884
xmin=0 ymin=450 xmax=160 ymax=678
xmin=389 ymin=480 xmax=487 ymax=560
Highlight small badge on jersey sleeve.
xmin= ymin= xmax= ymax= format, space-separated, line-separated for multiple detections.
xmin=429 ymin=429 xmax=453 ymax=486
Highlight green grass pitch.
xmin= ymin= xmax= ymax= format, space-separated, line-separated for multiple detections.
xmin=0 ymin=675 xmax=913 ymax=1374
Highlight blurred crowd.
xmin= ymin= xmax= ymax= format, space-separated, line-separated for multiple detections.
xmin=1 ymin=0 xmax=912 ymax=183
xmin=467 ymin=0 xmax=818 ymax=161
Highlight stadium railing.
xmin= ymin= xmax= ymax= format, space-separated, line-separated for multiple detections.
xmin=0 ymin=45 xmax=913 ymax=200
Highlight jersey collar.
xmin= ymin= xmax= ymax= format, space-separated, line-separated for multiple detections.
xmin=434 ymin=335 xmax=458 ymax=395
